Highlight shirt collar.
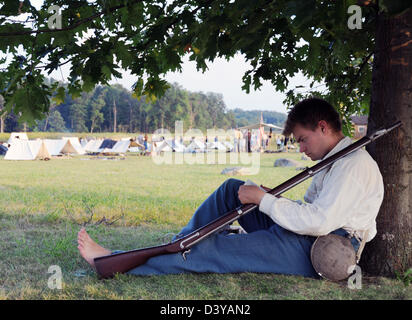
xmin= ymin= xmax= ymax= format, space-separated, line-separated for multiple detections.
xmin=321 ymin=136 xmax=353 ymax=160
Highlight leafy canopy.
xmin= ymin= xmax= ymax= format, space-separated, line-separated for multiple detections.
xmin=0 ymin=0 xmax=410 ymax=132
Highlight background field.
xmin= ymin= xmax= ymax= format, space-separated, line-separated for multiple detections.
xmin=0 ymin=151 xmax=410 ymax=300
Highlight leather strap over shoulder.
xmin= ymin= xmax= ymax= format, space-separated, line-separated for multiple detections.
xmin=355 ymin=230 xmax=369 ymax=263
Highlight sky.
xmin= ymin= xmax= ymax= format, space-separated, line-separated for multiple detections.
xmin=110 ymin=54 xmax=311 ymax=114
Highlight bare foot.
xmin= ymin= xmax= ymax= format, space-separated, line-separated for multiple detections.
xmin=77 ymin=228 xmax=111 ymax=267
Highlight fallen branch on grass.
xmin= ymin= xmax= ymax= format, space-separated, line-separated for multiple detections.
xmin=61 ymin=201 xmax=125 ymax=227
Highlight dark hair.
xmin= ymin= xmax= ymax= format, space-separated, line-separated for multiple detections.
xmin=283 ymin=97 xmax=342 ymax=136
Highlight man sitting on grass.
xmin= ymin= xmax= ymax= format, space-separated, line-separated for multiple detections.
xmin=78 ymin=97 xmax=384 ymax=278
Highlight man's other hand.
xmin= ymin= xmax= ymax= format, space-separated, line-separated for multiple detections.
xmin=238 ymin=185 xmax=266 ymax=205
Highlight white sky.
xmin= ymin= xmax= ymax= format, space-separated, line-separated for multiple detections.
xmin=110 ymin=54 xmax=310 ymax=114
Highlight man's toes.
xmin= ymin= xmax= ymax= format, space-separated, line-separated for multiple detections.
xmin=77 ymin=238 xmax=84 ymax=246
xmin=77 ymin=235 xmax=85 ymax=244
xmin=83 ymin=232 xmax=91 ymax=241
xmin=78 ymin=229 xmax=89 ymax=241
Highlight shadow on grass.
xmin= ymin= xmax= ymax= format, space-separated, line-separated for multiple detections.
xmin=0 ymin=217 xmax=410 ymax=300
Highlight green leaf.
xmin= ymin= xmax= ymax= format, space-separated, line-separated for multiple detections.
xmin=132 ymin=78 xmax=144 ymax=98
xmin=101 ymin=65 xmax=112 ymax=79
xmin=0 ymin=0 xmax=22 ymax=15
xmin=52 ymin=86 xmax=66 ymax=105
xmin=82 ymin=75 xmax=96 ymax=92
xmin=115 ymin=42 xmax=133 ymax=68
xmin=5 ymin=84 xmax=50 ymax=125
xmin=0 ymin=24 xmax=33 ymax=51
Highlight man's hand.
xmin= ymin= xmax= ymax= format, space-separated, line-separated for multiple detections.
xmin=237 ymin=185 xmax=266 ymax=205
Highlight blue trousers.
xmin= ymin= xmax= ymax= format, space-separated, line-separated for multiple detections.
xmin=118 ymin=179 xmax=358 ymax=278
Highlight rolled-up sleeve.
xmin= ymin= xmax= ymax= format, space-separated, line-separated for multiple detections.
xmin=258 ymin=161 xmax=364 ymax=236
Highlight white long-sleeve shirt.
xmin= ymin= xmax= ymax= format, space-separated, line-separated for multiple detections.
xmin=258 ymin=137 xmax=384 ymax=242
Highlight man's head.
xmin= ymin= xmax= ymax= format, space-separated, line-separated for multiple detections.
xmin=283 ymin=98 xmax=344 ymax=161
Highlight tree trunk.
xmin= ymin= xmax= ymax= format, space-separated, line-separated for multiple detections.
xmin=129 ymin=102 xmax=132 ymax=132
xmin=362 ymin=8 xmax=412 ymax=277
xmin=0 ymin=95 xmax=4 ymax=133
xmin=113 ymin=99 xmax=117 ymax=133
xmin=43 ymin=115 xmax=49 ymax=132
xmin=189 ymin=102 xmax=193 ymax=129
xmin=0 ymin=114 xmax=4 ymax=133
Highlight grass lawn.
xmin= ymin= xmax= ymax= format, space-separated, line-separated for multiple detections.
xmin=0 ymin=151 xmax=410 ymax=300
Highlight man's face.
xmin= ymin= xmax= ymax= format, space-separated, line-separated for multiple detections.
xmin=292 ymin=123 xmax=329 ymax=161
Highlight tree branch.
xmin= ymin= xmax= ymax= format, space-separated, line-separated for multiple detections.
xmin=34 ymin=57 xmax=73 ymax=70
xmin=355 ymin=50 xmax=374 ymax=78
xmin=0 ymin=0 xmax=143 ymax=37
xmin=343 ymin=50 xmax=374 ymax=96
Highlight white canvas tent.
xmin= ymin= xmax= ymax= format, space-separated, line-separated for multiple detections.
xmin=172 ymin=140 xmax=186 ymax=152
xmin=84 ymin=139 xmax=104 ymax=153
xmin=99 ymin=139 xmax=144 ymax=154
xmin=44 ymin=138 xmax=82 ymax=156
xmin=80 ymin=138 xmax=88 ymax=148
xmin=155 ymin=140 xmax=173 ymax=152
xmin=62 ymin=137 xmax=85 ymax=155
xmin=110 ymin=140 xmax=130 ymax=153
xmin=7 ymin=132 xmax=29 ymax=144
xmin=4 ymin=139 xmax=50 ymax=160
xmin=109 ymin=140 xmax=133 ymax=153
xmin=186 ymin=140 xmax=206 ymax=153
xmin=207 ymin=141 xmax=228 ymax=151
xmin=44 ymin=139 xmax=67 ymax=156
xmin=155 ymin=140 xmax=186 ymax=153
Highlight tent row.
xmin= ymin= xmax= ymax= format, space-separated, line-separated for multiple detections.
xmin=2 ymin=134 xmax=264 ymax=160
xmin=4 ymin=139 xmax=51 ymax=160
xmin=3 ymin=137 xmax=86 ymax=160
xmin=154 ymin=139 xmax=235 ymax=153
xmin=82 ymin=138 xmax=144 ymax=154
xmin=3 ymin=137 xmax=145 ymax=160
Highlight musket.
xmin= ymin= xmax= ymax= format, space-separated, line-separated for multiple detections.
xmin=94 ymin=121 xmax=402 ymax=279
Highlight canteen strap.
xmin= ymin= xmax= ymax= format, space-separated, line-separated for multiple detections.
xmin=355 ymin=230 xmax=369 ymax=263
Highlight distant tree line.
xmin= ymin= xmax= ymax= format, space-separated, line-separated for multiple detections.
xmin=0 ymin=82 xmax=287 ymax=134
xmin=232 ymin=109 xmax=287 ymax=128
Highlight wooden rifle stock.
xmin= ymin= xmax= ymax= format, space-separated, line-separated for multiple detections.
xmin=94 ymin=121 xmax=402 ymax=279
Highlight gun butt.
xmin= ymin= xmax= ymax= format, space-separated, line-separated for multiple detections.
xmin=94 ymin=243 xmax=180 ymax=279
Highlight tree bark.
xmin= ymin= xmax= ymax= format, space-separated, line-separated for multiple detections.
xmin=0 ymin=115 xmax=4 ymax=133
xmin=189 ymin=102 xmax=193 ymax=129
xmin=129 ymin=102 xmax=132 ymax=132
xmin=113 ymin=99 xmax=117 ymax=133
xmin=0 ymin=95 xmax=4 ymax=133
xmin=362 ymin=8 xmax=412 ymax=276
xmin=43 ymin=115 xmax=49 ymax=131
